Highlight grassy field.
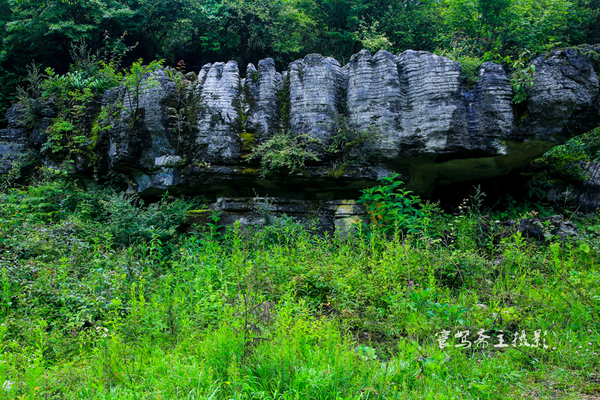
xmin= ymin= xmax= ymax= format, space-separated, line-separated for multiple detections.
xmin=0 ymin=172 xmax=599 ymax=399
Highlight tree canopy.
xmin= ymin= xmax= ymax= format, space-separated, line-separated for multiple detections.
xmin=0 ymin=0 xmax=598 ymax=122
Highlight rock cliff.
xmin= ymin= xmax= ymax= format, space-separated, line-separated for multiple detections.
xmin=1 ymin=47 xmax=599 ymax=200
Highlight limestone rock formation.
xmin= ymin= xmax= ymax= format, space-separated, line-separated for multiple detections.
xmin=244 ymin=58 xmax=283 ymax=143
xmin=346 ymin=50 xmax=403 ymax=161
xmin=546 ymin=161 xmax=600 ymax=212
xmin=1 ymin=47 xmax=599 ymax=201
xmin=288 ymin=54 xmax=345 ymax=158
xmin=0 ymin=107 xmax=29 ymax=174
xmin=108 ymin=69 xmax=181 ymax=172
xmin=194 ymin=61 xmax=242 ymax=164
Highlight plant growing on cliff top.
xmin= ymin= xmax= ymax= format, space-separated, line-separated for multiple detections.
xmin=510 ymin=50 xmax=536 ymax=104
xmin=15 ymin=62 xmax=46 ymax=128
xmin=247 ymin=130 xmax=320 ymax=177
xmin=121 ymin=59 xmax=164 ymax=125
xmin=164 ymin=68 xmax=201 ymax=152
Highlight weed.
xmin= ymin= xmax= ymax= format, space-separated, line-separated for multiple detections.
xmin=357 ymin=173 xmax=438 ymax=236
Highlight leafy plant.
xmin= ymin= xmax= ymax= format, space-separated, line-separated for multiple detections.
xmin=327 ymin=114 xmax=377 ymax=162
xmin=102 ymin=192 xmax=194 ymax=246
xmin=438 ymin=47 xmax=483 ymax=87
xmin=15 ymin=62 xmax=47 ymax=128
xmin=206 ymin=210 xmax=225 ymax=241
xmin=357 ymin=173 xmax=437 ymax=235
xmin=510 ymin=50 xmax=536 ymax=104
xmin=247 ymin=130 xmax=320 ymax=177
xmin=164 ymin=68 xmax=201 ymax=152
xmin=120 ymin=59 xmax=163 ymax=127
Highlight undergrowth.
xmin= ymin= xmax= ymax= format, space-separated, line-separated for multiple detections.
xmin=0 ymin=171 xmax=599 ymax=399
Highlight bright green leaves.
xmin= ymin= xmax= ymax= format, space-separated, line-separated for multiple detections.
xmin=120 ymin=58 xmax=164 ymax=123
xmin=357 ymin=173 xmax=438 ymax=236
xmin=16 ymin=42 xmax=164 ymax=170
xmin=511 ymin=57 xmax=536 ymax=104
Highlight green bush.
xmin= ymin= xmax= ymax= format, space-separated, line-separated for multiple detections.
xmin=101 ymin=192 xmax=196 ymax=247
xmin=357 ymin=173 xmax=438 ymax=236
xmin=247 ymin=130 xmax=320 ymax=177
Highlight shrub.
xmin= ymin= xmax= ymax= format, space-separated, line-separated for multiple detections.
xmin=247 ymin=130 xmax=320 ymax=177
xmin=357 ymin=173 xmax=438 ymax=236
xmin=102 ymin=192 xmax=196 ymax=246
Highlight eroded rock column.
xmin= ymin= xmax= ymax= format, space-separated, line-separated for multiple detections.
xmin=397 ymin=50 xmax=465 ymax=157
xmin=346 ymin=50 xmax=403 ymax=161
xmin=195 ymin=61 xmax=241 ymax=164
xmin=288 ymin=54 xmax=345 ymax=155
xmin=244 ymin=58 xmax=283 ymax=143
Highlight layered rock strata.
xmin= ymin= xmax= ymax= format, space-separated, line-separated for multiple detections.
xmin=1 ymin=47 xmax=599 ymax=200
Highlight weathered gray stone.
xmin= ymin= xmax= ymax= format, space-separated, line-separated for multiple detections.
xmin=471 ymin=62 xmax=514 ymax=153
xmin=526 ymin=48 xmax=599 ymax=139
xmin=244 ymin=59 xmax=283 ymax=142
xmin=186 ymin=196 xmax=367 ymax=236
xmin=346 ymin=50 xmax=403 ymax=161
xmin=128 ymin=168 xmax=182 ymax=193
xmin=0 ymin=106 xmax=30 ymax=175
xmin=288 ymin=54 xmax=345 ymax=153
xmin=155 ymin=155 xmax=185 ymax=168
xmin=194 ymin=61 xmax=242 ymax=164
xmin=0 ymin=128 xmax=28 ymax=174
xmin=108 ymin=69 xmax=182 ymax=171
xmin=485 ymin=214 xmax=578 ymax=242
xmin=397 ymin=50 xmax=465 ymax=157
xmin=331 ymin=199 xmax=370 ymax=235
xmin=2 ymin=48 xmax=600 ymax=202
xmin=546 ymin=161 xmax=600 ymax=212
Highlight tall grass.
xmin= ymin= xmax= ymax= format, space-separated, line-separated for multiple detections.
xmin=0 ymin=175 xmax=599 ymax=399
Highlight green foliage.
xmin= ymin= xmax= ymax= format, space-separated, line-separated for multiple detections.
xmin=1 ymin=172 xmax=600 ymax=397
xmin=250 ymin=115 xmax=378 ymax=178
xmin=101 ymin=192 xmax=196 ymax=247
xmin=248 ymin=130 xmax=321 ymax=177
xmin=15 ymin=62 xmax=47 ymax=128
xmin=164 ymin=67 xmax=201 ymax=151
xmin=357 ymin=173 xmax=438 ymax=236
xmin=120 ymin=59 xmax=163 ymax=126
xmin=12 ymin=45 xmax=166 ymax=170
xmin=545 ymin=127 xmax=600 ymax=163
xmin=353 ymin=20 xmax=393 ymax=53
xmin=0 ymin=170 xmax=195 ymax=246
xmin=205 ymin=210 xmax=225 ymax=241
xmin=510 ymin=50 xmax=537 ymax=104
xmin=437 ymin=48 xmax=483 ymax=86
xmin=253 ymin=213 xmax=311 ymax=246
xmin=0 ymin=153 xmax=36 ymax=190
xmin=436 ymin=0 xmax=572 ymax=58
xmin=327 ymin=114 xmax=376 ymax=160
xmin=326 ymin=116 xmax=377 ymax=177
xmin=526 ymin=127 xmax=600 ymax=207
xmin=14 ymin=42 xmax=125 ymax=167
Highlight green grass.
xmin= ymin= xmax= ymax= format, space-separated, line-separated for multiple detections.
xmin=0 ymin=174 xmax=599 ymax=399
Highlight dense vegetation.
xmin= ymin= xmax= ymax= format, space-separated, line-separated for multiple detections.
xmin=2 ymin=0 xmax=600 ymax=398
xmin=1 ymin=0 xmax=599 ymax=121
xmin=0 ymin=168 xmax=599 ymax=398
